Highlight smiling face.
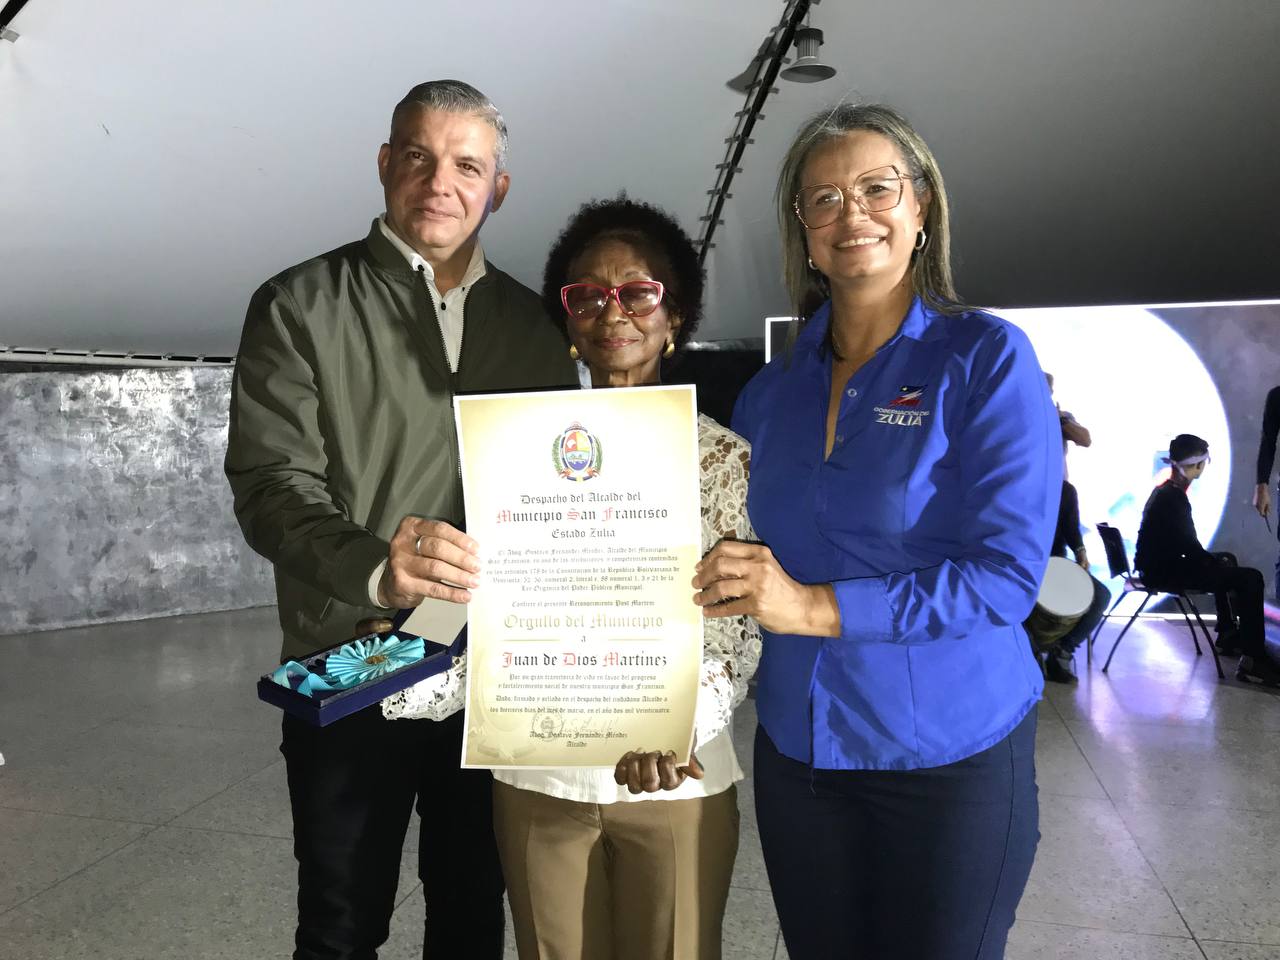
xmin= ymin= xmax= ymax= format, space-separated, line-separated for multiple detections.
xmin=377 ymin=107 xmax=509 ymax=266
xmin=800 ymin=130 xmax=927 ymax=292
xmin=564 ymin=236 xmax=681 ymax=388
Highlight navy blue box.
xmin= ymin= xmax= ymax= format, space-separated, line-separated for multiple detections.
xmin=257 ymin=619 xmax=465 ymax=727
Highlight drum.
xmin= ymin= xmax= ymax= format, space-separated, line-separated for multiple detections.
xmin=1024 ymin=556 xmax=1093 ymax=651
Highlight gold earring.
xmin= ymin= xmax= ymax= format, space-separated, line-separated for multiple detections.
xmin=569 ymin=344 xmax=580 ymax=361
xmin=663 ymin=340 xmax=676 ymax=359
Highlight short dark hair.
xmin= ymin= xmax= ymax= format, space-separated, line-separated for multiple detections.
xmin=1169 ymin=433 xmax=1209 ymax=462
xmin=541 ymin=196 xmax=704 ymax=351
xmin=390 ymin=80 xmax=508 ymax=171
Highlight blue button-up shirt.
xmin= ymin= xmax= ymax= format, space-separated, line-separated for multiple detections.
xmin=732 ymin=297 xmax=1060 ymax=770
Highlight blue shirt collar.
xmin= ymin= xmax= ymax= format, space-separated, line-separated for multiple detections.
xmin=796 ymin=295 xmax=941 ymax=360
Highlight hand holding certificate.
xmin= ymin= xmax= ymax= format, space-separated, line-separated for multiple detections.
xmin=614 ymin=742 xmax=705 ymax=793
xmin=454 ymin=384 xmax=703 ymax=768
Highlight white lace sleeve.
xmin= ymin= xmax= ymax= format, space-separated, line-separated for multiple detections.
xmin=693 ymin=416 xmax=762 ymax=746
xmin=381 ymin=651 xmax=468 ymax=721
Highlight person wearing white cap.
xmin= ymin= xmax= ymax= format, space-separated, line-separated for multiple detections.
xmin=1135 ymin=433 xmax=1279 ymax=685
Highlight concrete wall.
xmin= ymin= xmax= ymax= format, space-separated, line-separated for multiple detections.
xmin=0 ymin=367 xmax=274 ymax=635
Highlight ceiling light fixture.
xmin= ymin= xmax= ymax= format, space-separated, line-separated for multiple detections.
xmin=781 ymin=26 xmax=836 ymax=82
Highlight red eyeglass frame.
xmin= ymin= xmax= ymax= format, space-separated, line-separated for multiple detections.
xmin=560 ymin=280 xmax=666 ymax=320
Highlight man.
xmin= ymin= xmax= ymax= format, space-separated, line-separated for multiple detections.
xmin=1044 ymin=479 xmax=1111 ymax=683
xmin=226 ymin=81 xmax=576 ymax=959
xmin=1253 ymin=384 xmax=1280 ymax=599
xmin=1045 ymin=373 xmax=1091 ymax=474
xmin=1040 ymin=373 xmax=1106 ymax=682
xmin=1135 ymin=434 xmax=1280 ymax=686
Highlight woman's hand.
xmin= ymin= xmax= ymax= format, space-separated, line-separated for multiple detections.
xmin=692 ymin=539 xmax=841 ymax=637
xmin=613 ymin=748 xmax=704 ymax=794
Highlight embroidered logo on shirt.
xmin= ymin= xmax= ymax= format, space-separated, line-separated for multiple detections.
xmin=888 ymin=384 xmax=926 ymax=407
xmin=875 ymin=385 xmax=930 ymax=427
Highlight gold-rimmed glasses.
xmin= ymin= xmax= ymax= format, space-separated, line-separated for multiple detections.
xmin=793 ymin=164 xmax=908 ymax=229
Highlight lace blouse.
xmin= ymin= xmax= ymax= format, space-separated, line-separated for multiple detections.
xmin=383 ymin=414 xmax=761 ymax=803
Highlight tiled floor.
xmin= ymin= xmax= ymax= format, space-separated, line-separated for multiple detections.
xmin=2 ymin=607 xmax=1280 ymax=959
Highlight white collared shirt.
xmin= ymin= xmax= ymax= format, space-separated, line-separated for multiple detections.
xmin=377 ymin=215 xmax=486 ymax=373
xmin=366 ymin=217 xmax=488 ymax=607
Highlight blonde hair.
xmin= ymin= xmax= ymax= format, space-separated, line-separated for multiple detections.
xmin=776 ymin=102 xmax=962 ymax=318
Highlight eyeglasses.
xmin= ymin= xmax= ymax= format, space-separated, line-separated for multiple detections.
xmin=560 ymin=280 xmax=665 ymax=322
xmin=793 ymin=164 xmax=908 ymax=229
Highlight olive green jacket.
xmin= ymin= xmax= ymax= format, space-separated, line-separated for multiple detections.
xmin=226 ymin=220 xmax=577 ymax=660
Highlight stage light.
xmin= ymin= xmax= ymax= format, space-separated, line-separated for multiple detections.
xmin=781 ymin=27 xmax=836 ymax=83
xmin=998 ymin=305 xmax=1232 ymax=576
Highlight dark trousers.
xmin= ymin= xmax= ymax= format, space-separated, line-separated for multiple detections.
xmin=1057 ymin=574 xmax=1111 ymax=656
xmin=1156 ymin=553 xmax=1267 ymax=659
xmin=281 ymin=708 xmax=504 ymax=960
xmin=754 ymin=710 xmax=1039 ymax=960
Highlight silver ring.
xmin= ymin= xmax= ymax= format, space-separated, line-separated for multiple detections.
xmin=414 ymin=535 xmax=424 ymax=556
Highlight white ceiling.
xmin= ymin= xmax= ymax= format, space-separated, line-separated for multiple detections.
xmin=2 ymin=0 xmax=1278 ymax=356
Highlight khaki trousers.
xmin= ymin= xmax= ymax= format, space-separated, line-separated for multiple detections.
xmin=493 ymin=782 xmax=740 ymax=960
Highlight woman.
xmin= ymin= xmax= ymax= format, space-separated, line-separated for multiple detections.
xmin=1135 ymin=432 xmax=1280 ymax=685
xmin=694 ymin=104 xmax=1061 ymax=959
xmin=384 ymin=197 xmax=759 ymax=959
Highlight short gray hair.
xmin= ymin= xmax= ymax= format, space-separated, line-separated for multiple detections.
xmin=776 ymin=102 xmax=961 ymax=318
xmin=390 ymin=80 xmax=509 ymax=172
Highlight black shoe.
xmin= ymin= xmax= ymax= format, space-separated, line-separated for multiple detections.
xmin=1236 ymin=655 xmax=1280 ymax=687
xmin=1045 ymin=653 xmax=1078 ymax=684
xmin=1215 ymin=630 xmax=1243 ymax=657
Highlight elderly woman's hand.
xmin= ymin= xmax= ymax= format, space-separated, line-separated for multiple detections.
xmin=613 ymin=748 xmax=704 ymax=794
xmin=693 ymin=539 xmax=842 ymax=637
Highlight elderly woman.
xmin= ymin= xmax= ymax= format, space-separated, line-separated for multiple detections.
xmin=383 ymin=196 xmax=759 ymax=960
xmin=694 ymin=104 xmax=1061 ymax=959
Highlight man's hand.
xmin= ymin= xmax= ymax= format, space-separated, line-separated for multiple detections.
xmin=1255 ymin=483 xmax=1272 ymax=520
xmin=1060 ymin=417 xmax=1092 ymax=448
xmin=353 ymin=617 xmax=395 ymax=638
xmin=377 ymin=517 xmax=481 ymax=609
xmin=1074 ymin=546 xmax=1090 ymax=569
xmin=693 ymin=539 xmax=840 ymax=636
xmin=613 ymin=748 xmax=704 ymax=794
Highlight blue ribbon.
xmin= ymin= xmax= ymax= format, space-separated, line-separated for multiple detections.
xmin=270 ymin=661 xmax=339 ymax=697
xmin=270 ymin=635 xmax=427 ymax=698
xmin=323 ymin=635 xmax=426 ymax=687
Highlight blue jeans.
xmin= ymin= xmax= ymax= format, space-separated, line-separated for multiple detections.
xmin=755 ymin=709 xmax=1039 ymax=960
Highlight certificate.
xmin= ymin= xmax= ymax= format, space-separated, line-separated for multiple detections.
xmin=455 ymin=384 xmax=702 ymax=768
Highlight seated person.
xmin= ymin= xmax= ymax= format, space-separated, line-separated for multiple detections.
xmin=1044 ymin=480 xmax=1111 ymax=683
xmin=1135 ymin=433 xmax=1280 ymax=685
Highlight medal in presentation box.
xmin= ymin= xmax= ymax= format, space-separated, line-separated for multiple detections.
xmin=256 ymin=599 xmax=467 ymax=727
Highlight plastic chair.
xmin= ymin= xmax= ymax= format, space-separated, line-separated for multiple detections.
xmin=1090 ymin=523 xmax=1224 ymax=678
